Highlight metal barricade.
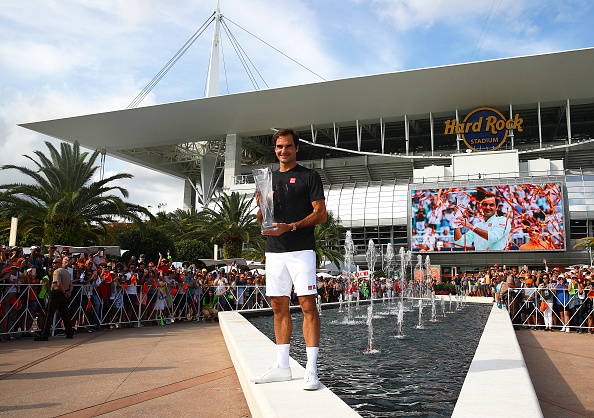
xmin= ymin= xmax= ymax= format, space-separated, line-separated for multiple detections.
xmin=501 ymin=288 xmax=594 ymax=332
xmin=0 ymin=282 xmax=48 ymax=340
xmin=1 ymin=279 xmax=370 ymax=340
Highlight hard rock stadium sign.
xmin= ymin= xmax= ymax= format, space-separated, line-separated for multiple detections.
xmin=444 ymin=107 xmax=524 ymax=152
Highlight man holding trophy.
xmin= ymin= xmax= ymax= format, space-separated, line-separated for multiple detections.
xmin=453 ymin=188 xmax=511 ymax=251
xmin=251 ymin=128 xmax=327 ymax=390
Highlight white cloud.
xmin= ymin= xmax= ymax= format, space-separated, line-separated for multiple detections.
xmin=99 ymin=161 xmax=184 ymax=213
xmin=364 ymin=0 xmax=495 ymax=31
xmin=0 ymin=42 xmax=88 ymax=76
xmin=1 ymin=0 xmax=593 ymax=219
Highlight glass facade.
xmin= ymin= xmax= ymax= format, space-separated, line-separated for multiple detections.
xmin=323 ymin=181 xmax=408 ymax=228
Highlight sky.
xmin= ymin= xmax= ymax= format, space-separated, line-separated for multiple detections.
xmin=1 ymin=0 xmax=593 ymax=213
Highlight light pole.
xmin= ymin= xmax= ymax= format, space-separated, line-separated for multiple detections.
xmin=9 ymin=217 xmax=18 ymax=247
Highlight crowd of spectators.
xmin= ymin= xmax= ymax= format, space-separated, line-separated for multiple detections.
xmin=314 ymin=261 xmax=594 ymax=335
xmin=2 ymin=243 xmax=593 ymax=339
xmin=452 ymin=261 xmax=594 ymax=333
xmin=0 ymin=244 xmax=269 ymax=339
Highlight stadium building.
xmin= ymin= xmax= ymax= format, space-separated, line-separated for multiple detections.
xmin=22 ymin=47 xmax=594 ymax=275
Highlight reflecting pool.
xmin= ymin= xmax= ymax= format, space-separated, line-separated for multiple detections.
xmin=248 ymin=301 xmax=490 ymax=417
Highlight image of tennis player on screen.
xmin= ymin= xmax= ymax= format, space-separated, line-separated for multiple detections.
xmin=453 ymin=188 xmax=511 ymax=251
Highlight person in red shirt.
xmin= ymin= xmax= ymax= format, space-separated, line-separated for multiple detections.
xmin=157 ymin=252 xmax=173 ymax=276
xmin=22 ymin=267 xmax=39 ymax=335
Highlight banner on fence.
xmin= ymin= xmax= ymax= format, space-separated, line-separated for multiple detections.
xmin=342 ymin=270 xmax=371 ymax=279
xmin=414 ymin=266 xmax=441 ymax=281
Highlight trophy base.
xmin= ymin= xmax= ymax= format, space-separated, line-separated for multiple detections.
xmin=261 ymin=224 xmax=278 ymax=232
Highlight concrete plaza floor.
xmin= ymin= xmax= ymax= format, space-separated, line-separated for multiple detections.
xmin=0 ymin=322 xmax=250 ymax=418
xmin=516 ymin=328 xmax=594 ymax=418
xmin=0 ymin=312 xmax=592 ymax=417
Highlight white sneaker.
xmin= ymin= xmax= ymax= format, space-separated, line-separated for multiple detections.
xmin=250 ymin=364 xmax=292 ymax=384
xmin=565 ymin=328 xmax=570 ymax=333
xmin=303 ymin=370 xmax=320 ymax=391
xmin=560 ymin=326 xmax=566 ymax=332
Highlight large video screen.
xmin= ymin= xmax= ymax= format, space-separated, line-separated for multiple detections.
xmin=411 ymin=183 xmax=565 ymax=252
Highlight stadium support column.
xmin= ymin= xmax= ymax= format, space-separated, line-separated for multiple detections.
xmin=455 ymin=110 xmax=461 ymax=153
xmin=566 ymin=99 xmax=572 ymax=144
xmin=430 ymin=112 xmax=434 ymax=156
xmin=404 ymin=115 xmax=409 ymax=156
xmin=224 ymin=133 xmax=242 ymax=189
xmin=538 ymin=102 xmax=542 ymax=149
xmin=183 ymin=179 xmax=196 ymax=212
xmin=509 ymin=104 xmax=514 ymax=149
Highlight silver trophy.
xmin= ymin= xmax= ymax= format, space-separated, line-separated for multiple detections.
xmin=252 ymin=167 xmax=276 ymax=231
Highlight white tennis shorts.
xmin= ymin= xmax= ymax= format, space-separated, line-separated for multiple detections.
xmin=265 ymin=250 xmax=317 ymax=297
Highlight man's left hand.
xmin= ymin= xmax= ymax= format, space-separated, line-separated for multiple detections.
xmin=459 ymin=219 xmax=475 ymax=230
xmin=262 ymin=223 xmax=292 ymax=236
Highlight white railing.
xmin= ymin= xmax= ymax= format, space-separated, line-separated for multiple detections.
xmin=0 ymin=283 xmax=272 ymax=339
xmin=500 ymin=288 xmax=593 ymax=332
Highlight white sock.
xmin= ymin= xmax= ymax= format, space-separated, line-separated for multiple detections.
xmin=276 ymin=344 xmax=290 ymax=369
xmin=306 ymin=346 xmax=319 ymax=373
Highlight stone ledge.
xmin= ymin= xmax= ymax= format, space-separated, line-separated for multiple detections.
xmin=452 ymin=305 xmax=543 ymax=417
xmin=219 ymin=310 xmax=360 ymax=418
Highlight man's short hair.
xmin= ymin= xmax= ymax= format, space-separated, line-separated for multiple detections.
xmin=273 ymin=128 xmax=300 ymax=148
xmin=475 ymin=188 xmax=500 ymax=210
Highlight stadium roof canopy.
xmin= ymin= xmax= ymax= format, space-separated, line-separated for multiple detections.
xmin=20 ymin=47 xmax=594 ymax=188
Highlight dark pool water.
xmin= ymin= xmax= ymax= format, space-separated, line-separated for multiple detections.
xmin=248 ymin=300 xmax=490 ymax=417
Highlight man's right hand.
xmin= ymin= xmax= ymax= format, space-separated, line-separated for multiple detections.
xmin=262 ymin=223 xmax=288 ymax=235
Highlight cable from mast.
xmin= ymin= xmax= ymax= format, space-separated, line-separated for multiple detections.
xmin=220 ymin=19 xmax=263 ymax=90
xmin=220 ymin=27 xmax=230 ymax=94
xmin=470 ymin=0 xmax=502 ymax=61
xmin=127 ymin=12 xmax=216 ymax=108
xmin=127 ymin=7 xmax=327 ymax=107
xmin=222 ymin=18 xmax=269 ymax=88
xmin=223 ymin=16 xmax=326 ymax=82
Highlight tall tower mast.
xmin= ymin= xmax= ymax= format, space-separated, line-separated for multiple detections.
xmin=205 ymin=0 xmax=221 ymax=97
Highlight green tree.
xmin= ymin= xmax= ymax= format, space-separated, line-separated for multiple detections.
xmin=0 ymin=141 xmax=150 ymax=246
xmin=243 ymin=235 xmax=266 ymax=262
xmin=189 ymin=192 xmax=260 ymax=259
xmin=314 ymin=210 xmax=345 ymax=269
xmin=158 ymin=208 xmax=201 ymax=239
xmin=116 ymin=226 xmax=176 ymax=264
xmin=174 ymin=239 xmax=211 ymax=266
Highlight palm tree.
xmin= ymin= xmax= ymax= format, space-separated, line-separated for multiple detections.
xmin=243 ymin=235 xmax=267 ymax=262
xmin=314 ymin=210 xmax=345 ymax=269
xmin=191 ymin=192 xmax=261 ymax=259
xmin=0 ymin=141 xmax=151 ymax=245
xmin=574 ymin=237 xmax=594 ymax=250
xmin=158 ymin=208 xmax=201 ymax=238
xmin=574 ymin=237 xmax=594 ymax=265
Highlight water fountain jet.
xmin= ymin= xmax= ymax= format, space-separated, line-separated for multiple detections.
xmin=416 ymin=298 xmax=424 ymax=329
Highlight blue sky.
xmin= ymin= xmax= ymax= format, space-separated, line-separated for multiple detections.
xmin=1 ymin=0 xmax=592 ymax=211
